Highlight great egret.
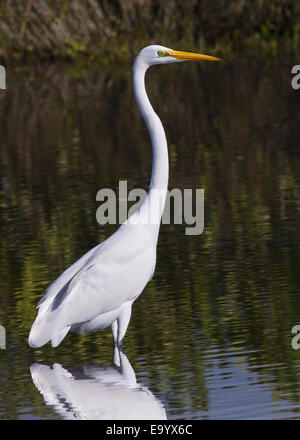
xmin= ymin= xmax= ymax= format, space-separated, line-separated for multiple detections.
xmin=28 ymin=45 xmax=220 ymax=349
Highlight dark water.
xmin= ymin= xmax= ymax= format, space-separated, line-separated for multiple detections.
xmin=0 ymin=56 xmax=300 ymax=420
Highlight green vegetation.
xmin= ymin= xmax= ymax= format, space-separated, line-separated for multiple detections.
xmin=0 ymin=0 xmax=299 ymax=63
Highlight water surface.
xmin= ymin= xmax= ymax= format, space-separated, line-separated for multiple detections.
xmin=0 ymin=57 xmax=300 ymax=419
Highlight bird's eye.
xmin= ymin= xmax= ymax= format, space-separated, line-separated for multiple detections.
xmin=158 ymin=50 xmax=170 ymax=57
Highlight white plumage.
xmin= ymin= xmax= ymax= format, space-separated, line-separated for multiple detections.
xmin=28 ymin=45 xmax=220 ymax=349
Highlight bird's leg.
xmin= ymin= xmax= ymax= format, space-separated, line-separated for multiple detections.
xmin=112 ymin=345 xmax=121 ymax=367
xmin=111 ymin=320 xmax=118 ymax=346
xmin=116 ymin=303 xmax=132 ymax=347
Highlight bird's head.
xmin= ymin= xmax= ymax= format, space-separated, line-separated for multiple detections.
xmin=134 ymin=44 xmax=221 ymax=69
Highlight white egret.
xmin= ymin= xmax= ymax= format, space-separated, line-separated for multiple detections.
xmin=28 ymin=45 xmax=220 ymax=349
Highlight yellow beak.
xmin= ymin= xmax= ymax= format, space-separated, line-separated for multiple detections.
xmin=170 ymin=50 xmax=221 ymax=62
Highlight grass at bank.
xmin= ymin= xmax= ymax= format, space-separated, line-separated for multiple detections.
xmin=0 ymin=0 xmax=299 ymax=65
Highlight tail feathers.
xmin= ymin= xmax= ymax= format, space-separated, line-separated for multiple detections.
xmin=28 ymin=325 xmax=50 ymax=348
xmin=28 ymin=322 xmax=71 ymax=348
xmin=29 ymin=293 xmax=72 ymax=348
xmin=51 ymin=326 xmax=71 ymax=348
xmin=28 ymin=306 xmax=71 ymax=348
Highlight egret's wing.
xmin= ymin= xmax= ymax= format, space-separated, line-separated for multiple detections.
xmin=37 ymin=243 xmax=100 ymax=308
xmin=49 ymin=244 xmax=154 ymax=327
xmin=29 ymin=223 xmax=156 ymax=347
xmin=29 ymin=263 xmax=109 ymax=347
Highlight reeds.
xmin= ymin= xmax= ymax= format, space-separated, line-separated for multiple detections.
xmin=0 ymin=0 xmax=298 ymax=62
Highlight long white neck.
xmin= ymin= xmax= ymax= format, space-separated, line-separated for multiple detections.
xmin=132 ymin=59 xmax=169 ymax=233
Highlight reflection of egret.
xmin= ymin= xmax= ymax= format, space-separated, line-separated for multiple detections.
xmin=30 ymin=348 xmax=166 ymax=420
xmin=28 ymin=45 xmax=220 ymax=349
